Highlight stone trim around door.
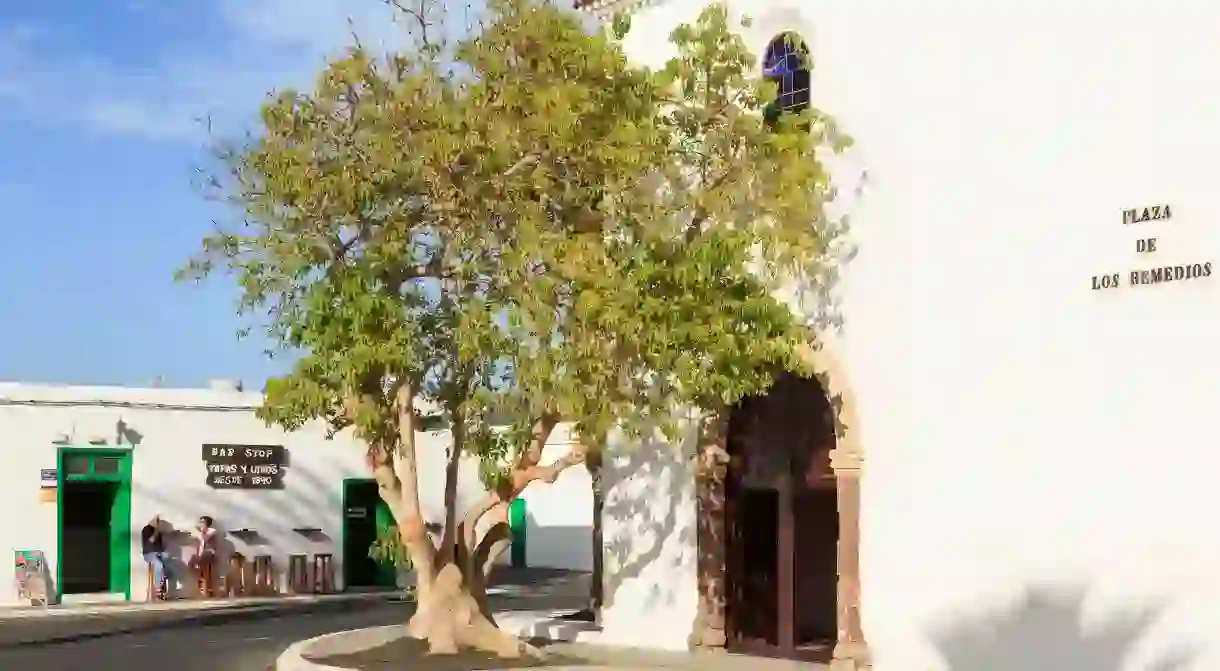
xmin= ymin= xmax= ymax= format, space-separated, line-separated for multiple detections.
xmin=690 ymin=343 xmax=872 ymax=670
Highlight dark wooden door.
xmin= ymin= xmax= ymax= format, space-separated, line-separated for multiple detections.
xmin=343 ymin=480 xmax=381 ymax=588
xmin=794 ymin=486 xmax=839 ymax=648
xmin=727 ymin=486 xmax=780 ymax=646
xmin=725 ymin=372 xmax=838 ymax=662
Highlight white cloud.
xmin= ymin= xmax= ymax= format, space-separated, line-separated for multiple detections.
xmin=84 ymin=99 xmax=203 ymax=143
xmin=219 ymin=0 xmax=410 ymax=54
xmin=1 ymin=0 xmax=460 ymax=143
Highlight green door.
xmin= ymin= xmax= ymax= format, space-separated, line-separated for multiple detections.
xmin=509 ymin=497 xmax=527 ymax=568
xmin=109 ymin=479 xmax=132 ymax=595
xmin=57 ymin=448 xmax=133 ymax=600
xmin=343 ymin=479 xmax=398 ymax=589
xmin=372 ymin=498 xmax=397 ymax=587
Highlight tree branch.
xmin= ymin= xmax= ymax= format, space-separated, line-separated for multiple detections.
xmin=520 ymin=444 xmax=588 ymax=486
xmin=363 ymin=383 xmax=436 ymax=589
xmin=438 ymin=401 xmax=466 ymax=565
xmin=473 ymin=522 xmax=512 ymax=581
xmin=513 ymin=410 xmax=560 ymax=475
xmin=458 ymin=411 xmax=563 ymax=575
xmin=461 ymin=443 xmax=588 ymax=578
xmin=386 ymin=0 xmax=432 ymax=49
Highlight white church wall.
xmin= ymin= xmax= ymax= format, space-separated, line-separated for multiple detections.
xmin=608 ymin=1 xmax=1220 ymax=669
xmin=599 ymin=421 xmax=700 ymax=650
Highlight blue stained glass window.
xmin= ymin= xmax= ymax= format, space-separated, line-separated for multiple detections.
xmin=762 ymin=33 xmax=811 ymax=118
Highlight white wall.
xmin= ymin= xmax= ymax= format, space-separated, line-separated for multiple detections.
xmin=0 ymin=383 xmax=592 ymax=605
xmin=598 ymin=423 xmax=699 ymax=651
xmin=518 ymin=424 xmax=595 ymax=572
xmin=610 ymin=1 xmax=1220 ymax=669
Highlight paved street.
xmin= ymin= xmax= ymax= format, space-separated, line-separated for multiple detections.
xmin=0 ymin=599 xmax=414 ymax=671
xmin=0 ymin=569 xmax=589 ymax=671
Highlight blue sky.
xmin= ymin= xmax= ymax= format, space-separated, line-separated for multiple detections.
xmin=0 ymin=0 xmax=481 ymax=389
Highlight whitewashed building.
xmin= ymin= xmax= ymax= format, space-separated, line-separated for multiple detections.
xmin=0 ymin=381 xmax=591 ymax=606
xmin=583 ymin=1 xmax=1220 ymax=670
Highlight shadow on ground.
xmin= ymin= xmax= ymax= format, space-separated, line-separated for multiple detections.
xmin=312 ymin=636 xmax=800 ymax=671
xmin=484 ymin=567 xmax=590 ymax=613
xmin=312 ymin=637 xmax=592 ymax=670
xmin=929 ymin=584 xmax=1197 ymax=671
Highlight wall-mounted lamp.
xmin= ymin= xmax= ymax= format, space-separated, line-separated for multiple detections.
xmin=86 ymin=436 xmax=107 ymax=445
xmin=51 ymin=433 xmax=71 ymax=445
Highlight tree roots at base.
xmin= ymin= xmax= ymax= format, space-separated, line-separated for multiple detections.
xmin=407 ymin=563 xmax=544 ymax=659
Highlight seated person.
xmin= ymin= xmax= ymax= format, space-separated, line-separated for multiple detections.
xmin=141 ymin=514 xmax=173 ymax=599
xmin=187 ymin=515 xmax=217 ymax=570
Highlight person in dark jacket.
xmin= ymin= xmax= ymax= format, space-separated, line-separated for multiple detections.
xmin=141 ymin=514 xmax=173 ymax=599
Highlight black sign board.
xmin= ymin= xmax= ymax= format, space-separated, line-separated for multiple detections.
xmin=201 ymin=444 xmax=285 ymax=465
xmin=207 ymin=462 xmax=283 ymax=476
xmin=202 ymin=444 xmax=286 ymax=489
xmin=205 ymin=471 xmax=285 ymax=489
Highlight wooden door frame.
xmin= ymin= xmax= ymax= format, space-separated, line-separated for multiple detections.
xmin=776 ymin=468 xmax=796 ymax=652
xmin=691 ymin=344 xmax=872 ymax=670
xmin=719 ymin=404 xmax=820 ymax=661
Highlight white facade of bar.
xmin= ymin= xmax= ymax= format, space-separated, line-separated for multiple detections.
xmin=0 ymin=382 xmax=592 ymax=605
xmin=593 ymin=1 xmax=1220 ymax=669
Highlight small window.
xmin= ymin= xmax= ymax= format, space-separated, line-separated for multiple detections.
xmin=762 ymin=33 xmax=812 ymax=123
xmin=93 ymin=457 xmax=121 ymax=475
xmin=63 ymin=454 xmax=92 ymax=475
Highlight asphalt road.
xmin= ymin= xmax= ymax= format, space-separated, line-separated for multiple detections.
xmin=0 ymin=569 xmax=588 ymax=671
xmin=0 ymin=600 xmax=416 ymax=671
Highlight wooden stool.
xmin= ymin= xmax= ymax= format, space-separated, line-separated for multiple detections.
xmin=312 ymin=553 xmax=335 ymax=594
xmin=145 ymin=561 xmax=166 ymax=601
xmin=196 ymin=556 xmax=215 ymax=599
xmin=288 ymin=554 xmax=311 ymax=594
xmin=252 ymin=555 xmax=274 ymax=596
xmin=225 ymin=553 xmax=247 ymax=597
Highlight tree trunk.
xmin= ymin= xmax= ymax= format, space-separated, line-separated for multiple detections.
xmin=407 ymin=559 xmax=533 ymax=657
xmin=381 ymin=407 xmax=583 ymax=657
xmin=587 ymin=448 xmax=604 ymax=614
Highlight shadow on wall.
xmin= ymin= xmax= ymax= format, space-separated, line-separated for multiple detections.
xmin=114 ymin=418 xmax=145 ymax=447
xmin=132 ymin=456 xmax=343 ymax=595
xmin=137 ymin=452 xmax=341 ymax=538
xmin=523 ymin=507 xmax=592 ymax=572
xmin=601 ymin=432 xmax=693 ymax=613
xmin=928 ymin=584 xmax=1198 ymax=671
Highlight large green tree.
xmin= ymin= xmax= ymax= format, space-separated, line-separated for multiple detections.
xmin=181 ymin=0 xmax=848 ymax=658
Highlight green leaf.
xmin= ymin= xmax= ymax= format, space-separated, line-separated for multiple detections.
xmin=612 ymin=12 xmax=632 ymax=40
xmin=179 ymin=0 xmax=852 ymax=525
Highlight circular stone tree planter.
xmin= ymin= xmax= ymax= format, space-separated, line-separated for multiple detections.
xmin=277 ymin=613 xmax=830 ymax=671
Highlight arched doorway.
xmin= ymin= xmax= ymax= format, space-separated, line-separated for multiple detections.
xmin=724 ymin=371 xmax=839 ymax=661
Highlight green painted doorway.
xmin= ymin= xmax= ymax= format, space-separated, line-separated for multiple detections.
xmin=509 ymin=497 xmax=527 ymax=568
xmin=342 ymin=479 xmax=398 ymax=589
xmin=56 ymin=448 xmax=133 ymax=600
